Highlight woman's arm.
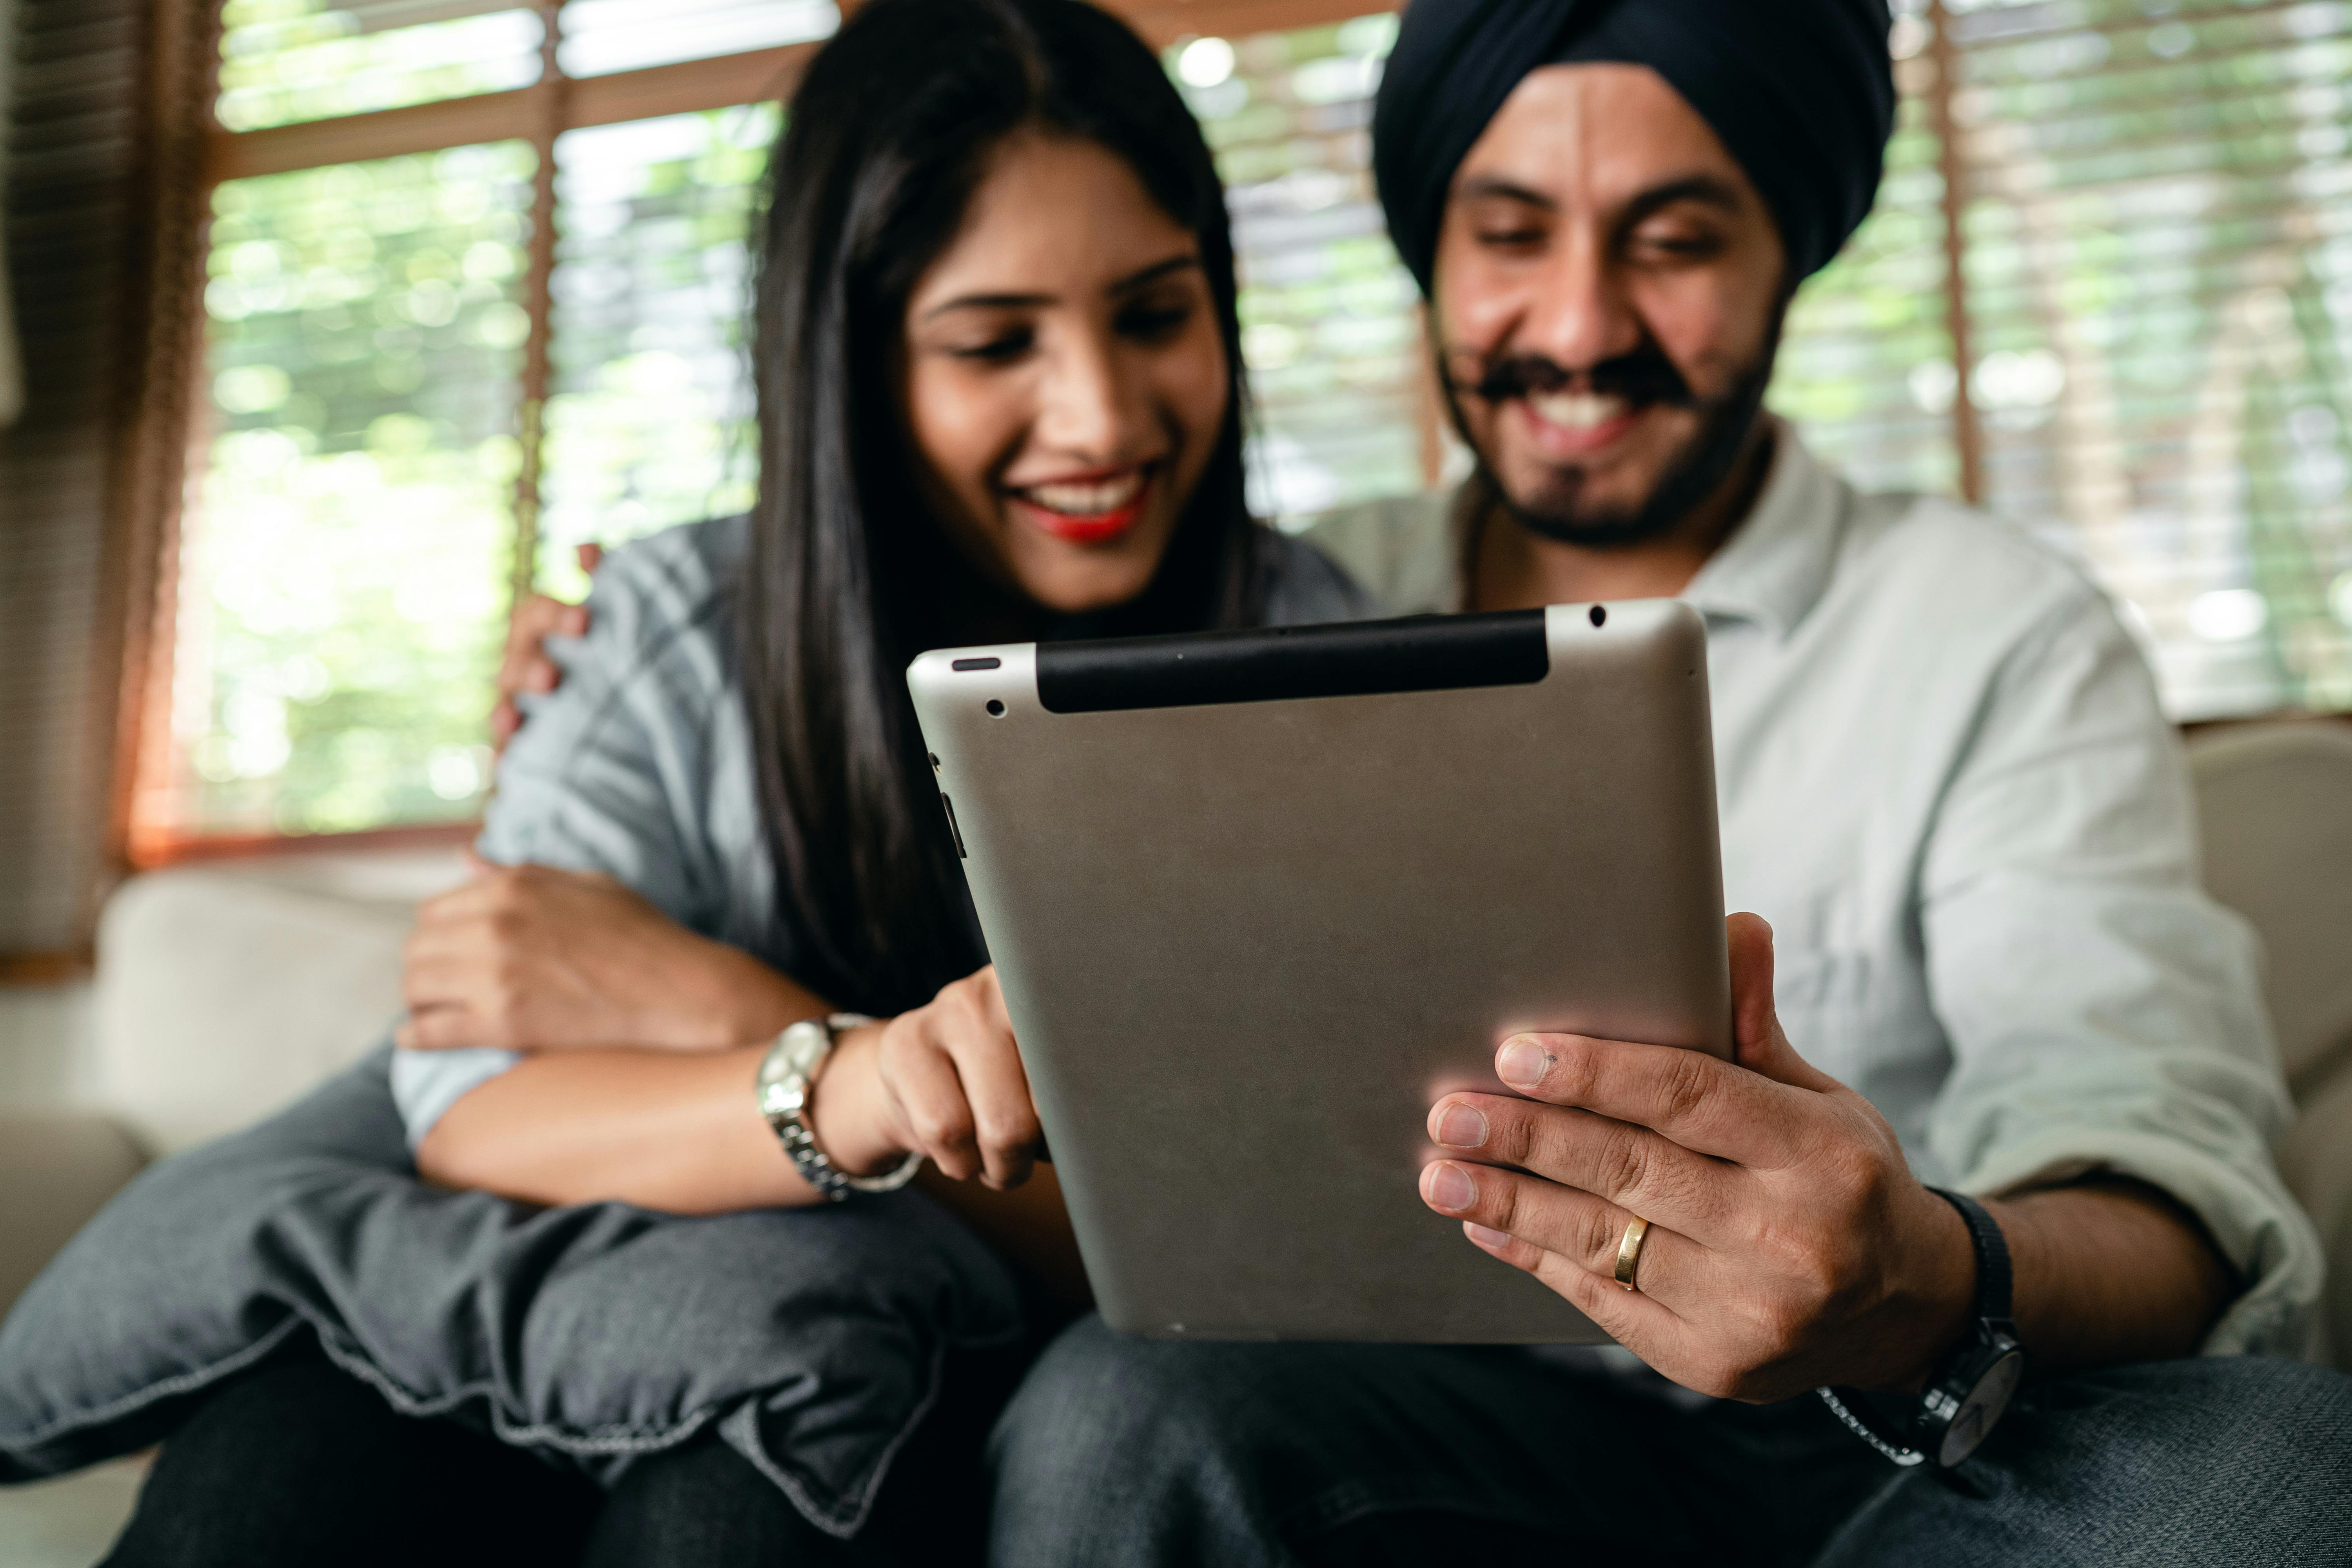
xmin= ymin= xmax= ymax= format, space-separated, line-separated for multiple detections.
xmin=416 ymin=1044 xmax=824 ymax=1212
xmin=414 ymin=968 xmax=1091 ymax=1304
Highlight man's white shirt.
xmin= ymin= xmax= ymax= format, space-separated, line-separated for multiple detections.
xmin=1307 ymin=423 xmax=2322 ymax=1357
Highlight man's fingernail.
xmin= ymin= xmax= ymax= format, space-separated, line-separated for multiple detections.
xmin=1423 ymin=1162 xmax=1477 ymax=1212
xmin=1497 ymin=1038 xmax=1549 ymax=1089
xmin=1435 ymin=1104 xmax=1487 ymax=1149
xmin=1466 ymin=1223 xmax=1511 ymax=1249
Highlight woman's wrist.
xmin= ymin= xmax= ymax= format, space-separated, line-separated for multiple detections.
xmin=802 ymin=1023 xmax=911 ymax=1178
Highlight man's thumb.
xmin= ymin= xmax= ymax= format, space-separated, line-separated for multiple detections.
xmin=1726 ymin=913 xmax=1837 ymax=1093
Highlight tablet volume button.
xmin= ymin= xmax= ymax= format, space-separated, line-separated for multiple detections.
xmin=939 ymin=792 xmax=967 ymax=858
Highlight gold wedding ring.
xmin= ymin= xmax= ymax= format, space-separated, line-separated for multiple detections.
xmin=1613 ymin=1216 xmax=1651 ymax=1292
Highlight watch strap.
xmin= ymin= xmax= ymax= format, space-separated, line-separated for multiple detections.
xmin=757 ymin=1013 xmax=923 ymax=1201
xmin=1819 ymin=1187 xmax=2025 ymax=1469
xmin=1927 ymin=1187 xmax=2016 ymax=1336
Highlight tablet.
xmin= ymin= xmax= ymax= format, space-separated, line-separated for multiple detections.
xmin=907 ymin=601 xmax=1728 ymax=1343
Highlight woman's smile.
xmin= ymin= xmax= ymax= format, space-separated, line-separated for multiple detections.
xmin=1005 ymin=463 xmax=1156 ymax=544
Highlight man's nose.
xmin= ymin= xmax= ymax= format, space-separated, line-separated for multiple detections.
xmin=1034 ymin=333 xmax=1145 ymax=462
xmin=1518 ymin=229 xmax=1641 ymax=378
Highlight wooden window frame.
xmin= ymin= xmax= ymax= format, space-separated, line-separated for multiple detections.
xmin=111 ymin=0 xmax=1992 ymax=872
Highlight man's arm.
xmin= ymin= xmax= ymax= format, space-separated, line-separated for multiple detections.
xmin=1418 ymin=915 xmax=2233 ymax=1401
xmin=1992 ymin=1175 xmax=2231 ymax=1372
xmin=1915 ymin=586 xmax=2318 ymax=1357
xmin=490 ymin=541 xmax=601 ymax=754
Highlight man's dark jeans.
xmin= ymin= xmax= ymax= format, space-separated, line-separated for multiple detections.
xmin=989 ymin=1316 xmax=2352 ymax=1566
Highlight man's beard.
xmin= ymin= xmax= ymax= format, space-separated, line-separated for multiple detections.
xmin=1445 ymin=322 xmax=1782 ymax=550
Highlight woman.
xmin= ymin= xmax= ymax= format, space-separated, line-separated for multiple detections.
xmin=84 ymin=0 xmax=1368 ymax=1562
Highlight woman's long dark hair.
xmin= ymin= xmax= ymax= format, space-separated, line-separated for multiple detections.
xmin=740 ymin=0 xmax=1263 ymax=1015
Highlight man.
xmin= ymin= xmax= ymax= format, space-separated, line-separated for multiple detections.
xmin=978 ymin=0 xmax=2352 ymax=1562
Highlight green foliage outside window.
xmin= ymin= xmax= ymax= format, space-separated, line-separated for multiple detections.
xmin=217 ymin=0 xmax=544 ymax=132
xmin=537 ymin=106 xmax=782 ymax=601
xmin=181 ymin=143 xmax=532 ymax=835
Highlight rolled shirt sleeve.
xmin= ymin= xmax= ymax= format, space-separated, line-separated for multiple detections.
xmin=1918 ymin=588 xmax=2323 ymax=1357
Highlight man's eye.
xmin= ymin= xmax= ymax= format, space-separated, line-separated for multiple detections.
xmin=1631 ymin=230 xmax=1726 ymax=261
xmin=1475 ymin=227 xmax=1546 ymax=249
xmin=951 ymin=330 xmax=1033 ymax=363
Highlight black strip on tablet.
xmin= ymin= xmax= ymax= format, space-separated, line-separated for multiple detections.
xmin=1036 ymin=610 xmax=1548 ymax=713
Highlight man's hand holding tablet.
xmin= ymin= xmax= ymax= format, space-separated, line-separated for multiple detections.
xmin=1418 ymin=912 xmax=1974 ymax=1402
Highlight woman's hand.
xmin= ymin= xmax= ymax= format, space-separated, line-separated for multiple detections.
xmin=397 ymin=860 xmax=826 ymax=1053
xmin=815 ymin=966 xmax=1044 ymax=1191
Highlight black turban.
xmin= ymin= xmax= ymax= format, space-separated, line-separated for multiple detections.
xmin=1371 ymin=0 xmax=1896 ymax=294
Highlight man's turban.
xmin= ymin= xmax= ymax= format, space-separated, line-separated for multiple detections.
xmin=1371 ymin=0 xmax=1897 ymax=294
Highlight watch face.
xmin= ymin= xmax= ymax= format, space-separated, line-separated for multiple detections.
xmin=1936 ymin=1347 xmax=2025 ymax=1468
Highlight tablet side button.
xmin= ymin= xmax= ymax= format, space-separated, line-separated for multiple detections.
xmin=939 ymin=792 xmax=967 ymax=858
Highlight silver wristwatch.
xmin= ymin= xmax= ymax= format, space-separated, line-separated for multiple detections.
xmin=756 ymin=1013 xmax=924 ymax=1201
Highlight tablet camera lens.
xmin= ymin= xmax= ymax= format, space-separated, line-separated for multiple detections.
xmin=986 ymin=699 xmax=1005 ymax=717
xmin=1589 ymin=604 xmax=1607 ymax=628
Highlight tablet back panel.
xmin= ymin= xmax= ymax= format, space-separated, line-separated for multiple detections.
xmin=909 ymin=602 xmax=1726 ymax=1343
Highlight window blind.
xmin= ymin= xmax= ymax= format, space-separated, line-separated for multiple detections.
xmin=1187 ymin=16 xmax=1436 ymax=521
xmin=1769 ymin=5 xmax=1959 ymax=501
xmin=1947 ymin=0 xmax=2352 ymax=719
xmin=537 ymin=104 xmax=776 ymax=596
xmin=217 ymin=0 xmax=544 ymax=131
xmin=0 ymin=0 xmax=145 ymax=951
xmin=555 ymin=0 xmax=836 ymax=78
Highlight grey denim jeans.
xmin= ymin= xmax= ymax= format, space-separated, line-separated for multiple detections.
xmin=988 ymin=1315 xmax=2352 ymax=1567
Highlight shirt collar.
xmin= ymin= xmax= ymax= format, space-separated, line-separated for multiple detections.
xmin=1678 ymin=421 xmax=1849 ymax=640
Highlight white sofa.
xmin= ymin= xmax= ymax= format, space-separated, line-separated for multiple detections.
xmin=2 ymin=724 xmax=2348 ymax=1563
xmin=0 ymin=849 xmax=466 ymax=1567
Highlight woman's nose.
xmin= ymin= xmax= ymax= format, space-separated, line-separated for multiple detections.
xmin=1033 ymin=333 xmax=1146 ymax=462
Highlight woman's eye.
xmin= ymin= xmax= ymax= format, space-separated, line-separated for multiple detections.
xmin=950 ymin=329 xmax=1033 ymax=363
xmin=1118 ymin=301 xmax=1193 ymax=340
xmin=1475 ymin=227 xmax=1545 ymax=250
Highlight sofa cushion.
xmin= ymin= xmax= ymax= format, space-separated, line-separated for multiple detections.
xmin=91 ymin=853 xmax=464 ymax=1155
xmin=2276 ymin=1065 xmax=2352 ymax=1369
xmin=2187 ymin=721 xmax=2352 ymax=1093
xmin=0 ymin=1457 xmax=150 ymax=1568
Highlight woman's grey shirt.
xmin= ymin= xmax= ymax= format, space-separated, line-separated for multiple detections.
xmin=390 ymin=517 xmax=1378 ymax=1138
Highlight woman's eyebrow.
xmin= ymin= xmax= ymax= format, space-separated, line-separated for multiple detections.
xmin=918 ymin=253 xmax=1199 ymax=319
xmin=921 ymin=289 xmax=1055 ymax=319
xmin=1106 ymin=253 xmax=1202 ymax=295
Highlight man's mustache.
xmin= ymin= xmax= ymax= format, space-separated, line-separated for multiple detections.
xmin=1461 ymin=343 xmax=1698 ymax=409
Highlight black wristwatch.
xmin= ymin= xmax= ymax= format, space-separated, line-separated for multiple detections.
xmin=1818 ymin=1188 xmax=2027 ymax=1469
